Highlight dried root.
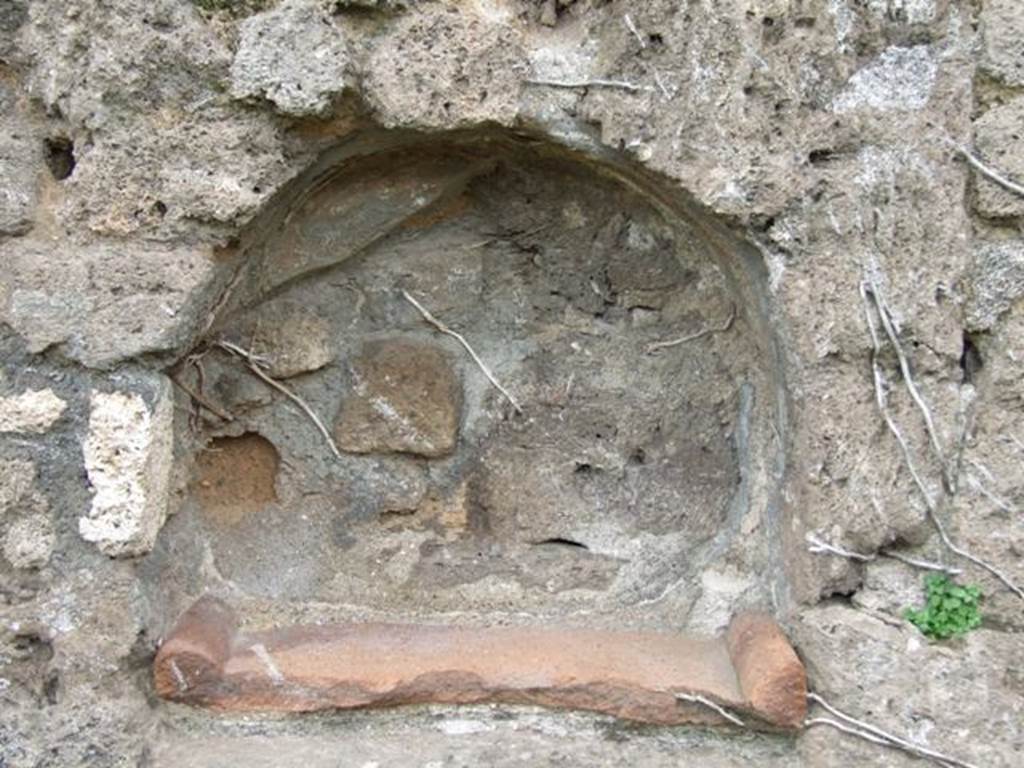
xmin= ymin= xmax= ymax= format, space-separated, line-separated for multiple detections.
xmin=401 ymin=290 xmax=524 ymax=414
xmin=215 ymin=340 xmax=342 ymax=459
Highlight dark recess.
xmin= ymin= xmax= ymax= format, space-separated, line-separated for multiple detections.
xmin=43 ymin=137 xmax=75 ymax=181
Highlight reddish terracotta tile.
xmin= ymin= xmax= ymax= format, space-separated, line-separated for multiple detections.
xmin=155 ymin=597 xmax=806 ymax=729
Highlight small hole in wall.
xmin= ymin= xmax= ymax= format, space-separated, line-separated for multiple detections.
xmin=152 ymin=200 xmax=168 ymax=218
xmin=43 ymin=136 xmax=75 ymax=181
xmin=960 ymin=332 xmax=983 ymax=384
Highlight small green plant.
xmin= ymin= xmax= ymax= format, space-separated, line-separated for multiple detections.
xmin=904 ymin=574 xmax=982 ymax=640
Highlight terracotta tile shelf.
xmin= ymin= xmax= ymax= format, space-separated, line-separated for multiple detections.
xmin=154 ymin=597 xmax=807 ymax=730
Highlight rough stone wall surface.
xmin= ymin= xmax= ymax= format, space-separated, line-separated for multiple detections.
xmin=0 ymin=1 xmax=1022 ymax=767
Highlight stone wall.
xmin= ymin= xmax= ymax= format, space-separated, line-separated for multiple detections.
xmin=1 ymin=1 xmax=1022 ymax=766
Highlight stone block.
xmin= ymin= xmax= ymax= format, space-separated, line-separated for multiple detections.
xmin=79 ymin=375 xmax=174 ymax=557
xmin=3 ymin=513 xmax=55 ymax=569
xmin=964 ymin=240 xmax=1024 ymax=330
xmin=0 ymin=125 xmax=38 ymax=237
xmin=0 ymin=389 xmax=67 ymax=434
xmin=0 ymin=458 xmax=38 ymax=513
xmin=972 ymin=96 xmax=1024 ymax=219
xmin=2 ymin=240 xmax=219 ymax=369
xmin=335 ymin=339 xmax=461 ymax=457
xmin=0 ymin=457 xmax=54 ymax=569
xmin=230 ymin=0 xmax=349 ymax=117
xmin=980 ymin=0 xmax=1024 ymax=86
xmin=231 ymin=301 xmax=334 ymax=379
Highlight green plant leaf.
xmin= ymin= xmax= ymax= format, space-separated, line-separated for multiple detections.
xmin=904 ymin=575 xmax=983 ymax=641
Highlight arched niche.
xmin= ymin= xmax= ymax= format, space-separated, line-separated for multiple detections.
xmin=147 ymin=128 xmax=801 ymax=728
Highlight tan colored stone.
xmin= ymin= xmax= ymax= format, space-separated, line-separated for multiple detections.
xmin=155 ymin=598 xmax=807 ymax=730
xmin=3 ymin=512 xmax=55 ymax=569
xmin=0 ymin=389 xmax=66 ymax=434
xmin=0 ymin=458 xmax=38 ymax=515
xmin=236 ymin=301 xmax=334 ymax=379
xmin=335 ymin=339 xmax=461 ymax=458
xmin=980 ymin=0 xmax=1024 ymax=87
xmin=973 ymin=96 xmax=1024 ymax=219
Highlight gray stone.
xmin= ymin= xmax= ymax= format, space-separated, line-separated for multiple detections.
xmin=0 ymin=457 xmax=53 ymax=569
xmin=972 ymin=96 xmax=1024 ymax=219
xmin=1 ymin=239 xmax=220 ymax=369
xmin=230 ymin=0 xmax=349 ymax=117
xmin=0 ymin=122 xmax=39 ymax=237
xmin=0 ymin=458 xmax=38 ymax=514
xmin=79 ymin=375 xmax=174 ymax=557
xmin=965 ymin=240 xmax=1024 ymax=330
xmin=231 ymin=301 xmax=335 ymax=379
xmin=831 ymin=45 xmax=937 ymax=113
xmin=362 ymin=7 xmax=525 ymax=129
xmin=980 ymin=0 xmax=1024 ymax=87
xmin=793 ymin=604 xmax=1024 ymax=768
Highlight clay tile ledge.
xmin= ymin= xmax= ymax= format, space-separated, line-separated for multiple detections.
xmin=154 ymin=596 xmax=807 ymax=730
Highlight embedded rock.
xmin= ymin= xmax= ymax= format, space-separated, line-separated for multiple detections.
xmin=230 ymin=0 xmax=349 ymax=117
xmin=79 ymin=376 xmax=174 ymax=557
xmin=0 ymin=389 xmax=67 ymax=433
xmin=0 ymin=458 xmax=54 ymax=569
xmin=2 ymin=240 xmax=220 ymax=369
xmin=0 ymin=458 xmax=39 ymax=513
xmin=0 ymin=98 xmax=39 ymax=237
xmin=972 ymin=96 xmax=1024 ymax=219
xmin=230 ymin=302 xmax=334 ymax=379
xmin=335 ymin=339 xmax=461 ymax=457
xmin=362 ymin=7 xmax=525 ymax=129
xmin=3 ymin=512 xmax=55 ymax=569
xmin=965 ymin=241 xmax=1024 ymax=331
xmin=980 ymin=0 xmax=1024 ymax=87
xmin=831 ymin=45 xmax=936 ymax=113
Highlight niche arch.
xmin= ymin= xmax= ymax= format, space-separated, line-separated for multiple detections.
xmin=149 ymin=127 xmax=801 ymax=728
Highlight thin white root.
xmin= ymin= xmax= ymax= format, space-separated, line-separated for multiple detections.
xmin=805 ymin=533 xmax=873 ymax=562
xmin=806 ymin=533 xmax=962 ymax=575
xmin=170 ymin=376 xmax=235 ymax=423
xmin=623 ymin=14 xmax=647 ymax=48
xmin=806 ymin=693 xmax=979 ymax=768
xmin=864 ymin=278 xmax=952 ymax=492
xmin=645 ymin=304 xmax=736 ymax=354
xmin=401 ymin=290 xmax=524 ymax=414
xmin=881 ymin=550 xmax=961 ymax=576
xmin=674 ymin=693 xmax=745 ymax=727
xmin=652 ymin=68 xmax=672 ymax=100
xmin=216 ymin=340 xmax=342 ymax=459
xmin=525 ymin=77 xmax=653 ymax=93
xmin=965 ymin=466 xmax=1019 ymax=514
xmin=859 ymin=283 xmax=1024 ymax=599
xmin=950 ymin=141 xmax=1024 ymax=199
